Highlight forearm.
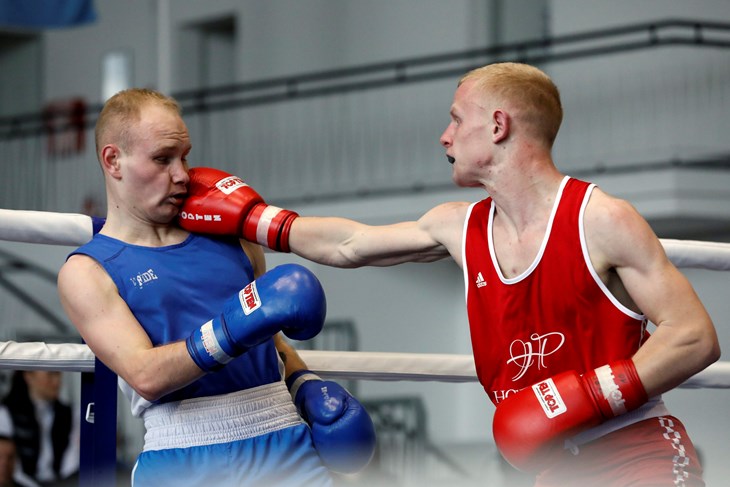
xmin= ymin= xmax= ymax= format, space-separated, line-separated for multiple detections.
xmin=111 ymin=340 xmax=205 ymax=402
xmin=632 ymin=316 xmax=719 ymax=397
xmin=597 ymin=207 xmax=722 ymax=397
xmin=289 ymin=216 xmax=448 ymax=267
xmin=288 ymin=216 xmax=361 ymax=267
xmin=274 ymin=334 xmax=310 ymax=379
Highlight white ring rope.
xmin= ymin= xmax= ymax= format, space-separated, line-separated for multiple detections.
xmin=0 ymin=209 xmax=95 ymax=246
xmin=0 ymin=209 xmax=729 ymax=269
xmin=0 ymin=342 xmax=728 ymax=389
xmin=0 ymin=341 xmax=95 ymax=372
xmin=660 ymin=238 xmax=730 ymax=271
xmin=0 ymin=208 xmax=729 ymax=388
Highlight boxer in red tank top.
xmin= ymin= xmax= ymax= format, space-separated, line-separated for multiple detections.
xmin=170 ymin=62 xmax=720 ymax=486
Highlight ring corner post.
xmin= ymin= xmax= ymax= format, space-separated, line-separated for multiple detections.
xmin=79 ymin=357 xmax=118 ymax=487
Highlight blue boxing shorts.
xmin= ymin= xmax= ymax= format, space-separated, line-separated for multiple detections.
xmin=131 ymin=381 xmax=333 ymax=487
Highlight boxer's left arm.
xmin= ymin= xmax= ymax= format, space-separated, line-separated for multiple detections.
xmin=233 ymin=199 xmax=396 ymax=473
xmin=285 ymin=365 xmax=376 ymax=474
xmin=272 ymin=306 xmax=376 ymax=474
xmin=0 ymin=208 xmax=103 ymax=245
xmin=270 ymin=291 xmax=376 ymax=473
xmin=245 ymin=236 xmax=291 ymax=364
xmin=257 ymin=246 xmax=375 ymax=474
xmin=493 ymin=360 xmax=648 ymax=472
xmin=494 ymin=191 xmax=720 ymax=473
xmin=583 ymin=189 xmax=720 ymax=396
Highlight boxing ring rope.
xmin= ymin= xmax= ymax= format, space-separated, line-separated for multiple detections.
xmin=660 ymin=238 xmax=730 ymax=271
xmin=0 ymin=342 xmax=729 ymax=388
xmin=2 ymin=210 xmax=730 ymax=269
xmin=1 ymin=210 xmax=730 ymax=485
xmin=2 ymin=212 xmax=729 ymax=385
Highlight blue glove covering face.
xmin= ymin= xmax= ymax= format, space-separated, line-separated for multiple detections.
xmin=287 ymin=369 xmax=376 ymax=474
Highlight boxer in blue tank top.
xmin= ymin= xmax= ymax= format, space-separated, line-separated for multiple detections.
xmin=72 ymin=232 xmax=331 ymax=486
xmin=57 ymin=89 xmax=375 ymax=487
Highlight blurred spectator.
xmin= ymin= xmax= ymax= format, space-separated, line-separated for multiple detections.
xmin=0 ymin=406 xmax=39 ymax=487
xmin=2 ymin=372 xmax=79 ymax=486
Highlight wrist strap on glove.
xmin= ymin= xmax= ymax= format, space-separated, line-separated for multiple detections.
xmin=286 ymin=369 xmax=321 ymax=402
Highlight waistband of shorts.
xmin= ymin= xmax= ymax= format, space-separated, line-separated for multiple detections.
xmin=142 ymin=381 xmax=302 ymax=451
xmin=564 ymin=395 xmax=669 ymax=451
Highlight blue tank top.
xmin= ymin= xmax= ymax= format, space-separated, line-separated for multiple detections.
xmin=71 ymin=233 xmax=282 ymax=407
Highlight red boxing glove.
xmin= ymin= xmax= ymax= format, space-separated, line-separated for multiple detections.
xmin=241 ymin=198 xmax=299 ymax=253
xmin=179 ymin=167 xmax=299 ymax=252
xmin=492 ymin=360 xmax=648 ymax=473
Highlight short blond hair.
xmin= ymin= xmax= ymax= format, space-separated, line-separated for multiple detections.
xmin=460 ymin=62 xmax=563 ymax=146
xmin=94 ymin=88 xmax=181 ymax=159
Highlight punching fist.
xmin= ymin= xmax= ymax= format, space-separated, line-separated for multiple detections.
xmin=186 ymin=264 xmax=326 ymax=372
xmin=287 ymin=370 xmax=376 ymax=474
xmin=179 ymin=167 xmax=299 ymax=252
xmin=492 ymin=360 xmax=648 ymax=472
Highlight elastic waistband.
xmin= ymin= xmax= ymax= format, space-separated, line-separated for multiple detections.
xmin=142 ymin=381 xmax=301 ymax=451
xmin=565 ymin=396 xmax=669 ymax=450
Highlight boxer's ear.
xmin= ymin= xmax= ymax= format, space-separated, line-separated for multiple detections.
xmin=491 ymin=109 xmax=509 ymax=144
xmin=100 ymin=144 xmax=122 ymax=178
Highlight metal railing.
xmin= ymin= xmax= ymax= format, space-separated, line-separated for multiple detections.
xmin=1 ymin=19 xmax=729 ymax=212
xmin=2 ymin=19 xmax=729 ymax=139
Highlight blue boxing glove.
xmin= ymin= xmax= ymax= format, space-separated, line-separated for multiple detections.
xmin=187 ymin=264 xmax=326 ymax=372
xmin=287 ymin=370 xmax=376 ymax=474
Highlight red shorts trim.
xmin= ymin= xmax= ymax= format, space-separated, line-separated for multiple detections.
xmin=535 ymin=416 xmax=704 ymax=487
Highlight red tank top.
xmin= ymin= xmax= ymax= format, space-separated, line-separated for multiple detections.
xmin=463 ymin=177 xmax=649 ymax=406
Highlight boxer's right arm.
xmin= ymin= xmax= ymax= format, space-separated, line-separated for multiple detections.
xmin=178 ymin=167 xmax=463 ymax=266
xmin=58 ymin=254 xmax=204 ymax=401
xmin=288 ymin=201 xmax=468 ymax=267
xmin=288 ymin=216 xmax=446 ymax=267
xmin=180 ymin=167 xmax=299 ymax=252
xmin=59 ymin=257 xmax=325 ymax=399
xmin=186 ymin=263 xmax=326 ymax=372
